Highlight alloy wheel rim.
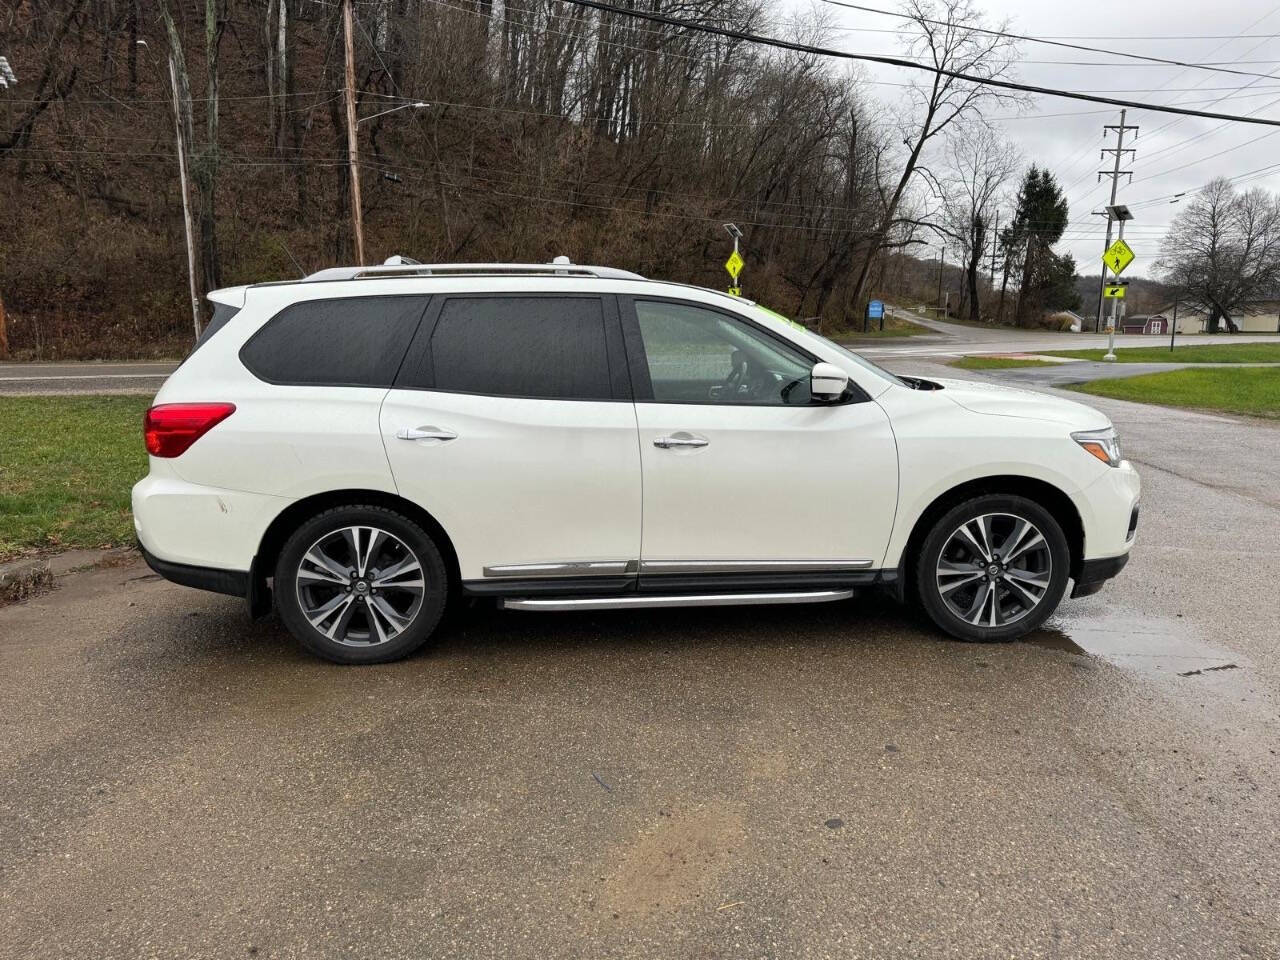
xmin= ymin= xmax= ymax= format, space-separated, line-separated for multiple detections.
xmin=935 ymin=513 xmax=1052 ymax=629
xmin=296 ymin=525 xmax=426 ymax=647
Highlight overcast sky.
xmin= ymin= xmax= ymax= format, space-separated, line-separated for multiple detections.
xmin=800 ymin=0 xmax=1280 ymax=278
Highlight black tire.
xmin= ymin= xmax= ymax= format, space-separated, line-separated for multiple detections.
xmin=274 ymin=505 xmax=449 ymax=664
xmin=914 ymin=494 xmax=1070 ymax=643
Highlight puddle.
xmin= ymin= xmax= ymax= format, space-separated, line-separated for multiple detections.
xmin=1024 ymin=614 xmax=1244 ymax=680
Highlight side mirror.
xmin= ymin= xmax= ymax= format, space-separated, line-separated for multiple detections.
xmin=810 ymin=361 xmax=849 ymax=401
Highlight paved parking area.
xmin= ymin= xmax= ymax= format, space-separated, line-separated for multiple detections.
xmin=2 ymin=363 xmax=1278 ymax=958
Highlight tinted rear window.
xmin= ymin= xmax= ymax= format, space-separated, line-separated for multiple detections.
xmin=240 ymin=295 xmax=427 ymax=387
xmin=410 ymin=296 xmax=612 ymax=400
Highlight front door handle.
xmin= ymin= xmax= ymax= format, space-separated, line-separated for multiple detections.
xmin=396 ymin=426 xmax=457 ymax=442
xmin=653 ymin=433 xmax=709 ymax=449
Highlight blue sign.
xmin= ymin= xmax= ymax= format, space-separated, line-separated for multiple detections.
xmin=868 ymin=300 xmax=884 ymax=319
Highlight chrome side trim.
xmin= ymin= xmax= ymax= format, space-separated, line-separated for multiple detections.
xmin=502 ymin=589 xmax=854 ymax=612
xmin=639 ymin=559 xmax=873 ymax=574
xmin=483 ymin=560 xmax=638 ymax=578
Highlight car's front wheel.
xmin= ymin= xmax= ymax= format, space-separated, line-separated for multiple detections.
xmin=915 ymin=494 xmax=1070 ymax=643
xmin=274 ymin=505 xmax=449 ymax=664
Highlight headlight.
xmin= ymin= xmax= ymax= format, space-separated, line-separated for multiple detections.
xmin=1072 ymin=427 xmax=1121 ymax=467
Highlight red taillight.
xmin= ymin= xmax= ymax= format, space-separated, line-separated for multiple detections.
xmin=144 ymin=403 xmax=236 ymax=458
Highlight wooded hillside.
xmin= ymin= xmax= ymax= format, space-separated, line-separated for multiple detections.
xmin=3 ymin=0 xmax=1053 ymax=358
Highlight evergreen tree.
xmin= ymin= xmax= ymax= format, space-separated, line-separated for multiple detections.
xmin=1005 ymin=167 xmax=1072 ymax=327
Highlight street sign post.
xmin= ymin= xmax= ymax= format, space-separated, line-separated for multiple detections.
xmin=867 ymin=299 xmax=885 ymax=332
xmin=725 ymin=248 xmax=743 ymax=283
xmin=1101 ymin=234 xmax=1137 ymax=361
xmin=723 ymin=223 xmax=744 ymax=297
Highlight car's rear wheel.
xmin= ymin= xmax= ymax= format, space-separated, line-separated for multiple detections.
xmin=915 ymin=494 xmax=1070 ymax=643
xmin=274 ymin=505 xmax=448 ymax=664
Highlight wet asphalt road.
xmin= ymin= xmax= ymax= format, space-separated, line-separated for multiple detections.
xmin=2 ymin=362 xmax=1279 ymax=958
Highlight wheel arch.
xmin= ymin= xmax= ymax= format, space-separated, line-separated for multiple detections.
xmin=248 ymin=489 xmax=461 ymax=618
xmin=893 ymin=475 xmax=1084 ymax=602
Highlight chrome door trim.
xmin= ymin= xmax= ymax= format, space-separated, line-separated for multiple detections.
xmin=482 ymin=560 xmax=639 ymax=578
xmin=639 ymin=559 xmax=873 ymax=575
xmin=503 ymin=589 xmax=854 ymax=611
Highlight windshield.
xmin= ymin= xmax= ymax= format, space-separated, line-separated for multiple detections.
xmin=749 ymin=305 xmax=907 ymax=388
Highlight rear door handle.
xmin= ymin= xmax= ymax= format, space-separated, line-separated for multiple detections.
xmin=653 ymin=434 xmax=709 ymax=449
xmin=396 ymin=426 xmax=457 ymax=442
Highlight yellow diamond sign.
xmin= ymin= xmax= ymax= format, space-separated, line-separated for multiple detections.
xmin=725 ymin=248 xmax=744 ymax=280
xmin=1103 ymin=284 xmax=1127 ymax=299
xmin=1103 ymin=238 xmax=1135 ymax=276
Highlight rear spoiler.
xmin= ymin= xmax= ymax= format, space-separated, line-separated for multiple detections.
xmin=208 ymin=285 xmax=248 ymax=309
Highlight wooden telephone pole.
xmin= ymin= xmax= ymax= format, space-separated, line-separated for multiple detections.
xmin=342 ymin=0 xmax=365 ymax=265
xmin=168 ymin=55 xmax=202 ymax=339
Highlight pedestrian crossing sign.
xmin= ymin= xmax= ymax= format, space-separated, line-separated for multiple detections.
xmin=1102 ymin=239 xmax=1134 ymax=276
xmin=725 ymin=249 xmax=744 ymax=280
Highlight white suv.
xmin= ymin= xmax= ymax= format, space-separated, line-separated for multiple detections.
xmin=133 ymin=261 xmax=1140 ymax=663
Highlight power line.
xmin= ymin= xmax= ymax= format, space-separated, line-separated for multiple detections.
xmin=1114 ymin=10 xmax=1280 ymax=151
xmin=1128 ymin=161 xmax=1280 ymax=207
xmin=553 ymin=0 xmax=1280 ymax=127
xmin=821 ymin=0 xmax=1280 ymax=81
xmin=827 ymin=27 xmax=1280 ymax=42
xmin=1059 ymin=9 xmax=1280 ymax=206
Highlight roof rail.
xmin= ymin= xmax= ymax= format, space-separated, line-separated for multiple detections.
xmin=302 ymin=260 xmax=646 ymax=283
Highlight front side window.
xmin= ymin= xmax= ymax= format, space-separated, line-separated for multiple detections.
xmin=422 ymin=296 xmax=613 ymax=400
xmin=634 ymin=300 xmax=817 ymax=405
xmin=240 ymin=295 xmax=427 ymax=387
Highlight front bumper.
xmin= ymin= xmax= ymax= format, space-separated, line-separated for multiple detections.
xmin=1069 ymin=459 xmax=1139 ymax=598
xmin=1071 ymin=552 xmax=1129 ymax=598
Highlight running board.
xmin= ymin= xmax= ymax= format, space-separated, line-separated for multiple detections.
xmin=501 ymin=589 xmax=854 ymax=612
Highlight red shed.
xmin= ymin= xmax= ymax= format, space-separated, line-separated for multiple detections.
xmin=1120 ymin=314 xmax=1168 ymax=335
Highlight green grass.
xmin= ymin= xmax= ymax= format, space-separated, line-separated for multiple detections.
xmin=1044 ymin=342 xmax=1280 ymax=364
xmin=838 ymin=325 xmax=927 ymax=340
xmin=1066 ymin=367 xmax=1280 ymax=419
xmin=0 ymin=396 xmax=149 ymax=560
xmin=949 ymin=355 xmax=1057 ymax=370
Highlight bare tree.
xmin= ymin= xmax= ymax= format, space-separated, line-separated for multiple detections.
xmin=846 ymin=0 xmax=1021 ymax=315
xmin=1158 ymin=177 xmax=1280 ymax=333
xmin=942 ymin=122 xmax=1016 ymax=323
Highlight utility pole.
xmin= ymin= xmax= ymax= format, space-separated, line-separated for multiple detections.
xmin=1094 ymin=110 xmax=1138 ymax=333
xmin=936 ymin=246 xmax=945 ymax=317
xmin=342 ymin=0 xmax=365 ymax=265
xmin=0 ymin=56 xmax=16 ymax=357
xmin=168 ymin=55 xmax=202 ymax=339
xmin=988 ymin=210 xmax=999 ymax=286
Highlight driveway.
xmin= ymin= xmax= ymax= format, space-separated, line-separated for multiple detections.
xmin=2 ymin=360 xmax=1278 ymax=958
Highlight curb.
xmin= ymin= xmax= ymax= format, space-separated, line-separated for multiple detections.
xmin=0 ymin=546 xmax=139 ymax=606
xmin=0 ymin=559 xmax=53 ymax=605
